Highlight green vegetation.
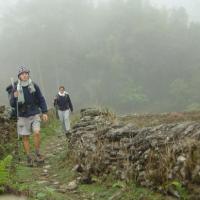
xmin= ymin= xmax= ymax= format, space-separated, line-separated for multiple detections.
xmin=0 ymin=155 xmax=13 ymax=193
xmin=79 ymin=180 xmax=167 ymax=200
xmin=171 ymin=181 xmax=188 ymax=200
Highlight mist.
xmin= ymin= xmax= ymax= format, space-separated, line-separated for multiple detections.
xmin=150 ymin=0 xmax=200 ymax=22
xmin=1 ymin=0 xmax=200 ymax=113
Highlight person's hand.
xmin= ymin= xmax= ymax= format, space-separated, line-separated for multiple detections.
xmin=42 ymin=114 xmax=48 ymax=122
xmin=14 ymin=91 xmax=19 ymax=98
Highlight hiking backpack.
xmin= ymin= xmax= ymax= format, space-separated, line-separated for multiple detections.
xmin=6 ymin=82 xmax=18 ymax=119
xmin=5 ymin=81 xmax=38 ymax=119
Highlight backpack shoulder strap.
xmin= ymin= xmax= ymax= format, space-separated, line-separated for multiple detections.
xmin=65 ymin=92 xmax=69 ymax=97
xmin=32 ymin=82 xmax=37 ymax=91
xmin=6 ymin=81 xmax=18 ymax=94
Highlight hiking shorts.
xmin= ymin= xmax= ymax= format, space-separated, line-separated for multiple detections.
xmin=17 ymin=114 xmax=41 ymax=136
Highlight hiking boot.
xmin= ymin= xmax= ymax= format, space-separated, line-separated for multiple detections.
xmin=27 ymin=156 xmax=34 ymax=167
xmin=35 ymin=153 xmax=45 ymax=163
xmin=65 ymin=131 xmax=71 ymax=138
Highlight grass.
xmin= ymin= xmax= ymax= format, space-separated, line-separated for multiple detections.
xmin=78 ymin=180 xmax=169 ymax=200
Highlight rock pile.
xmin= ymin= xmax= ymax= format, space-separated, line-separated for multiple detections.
xmin=69 ymin=108 xmax=200 ymax=198
xmin=0 ymin=106 xmax=17 ymax=158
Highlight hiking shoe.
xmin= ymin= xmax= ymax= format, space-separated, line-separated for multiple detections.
xmin=27 ymin=156 xmax=34 ymax=167
xmin=35 ymin=153 xmax=45 ymax=163
xmin=65 ymin=131 xmax=71 ymax=138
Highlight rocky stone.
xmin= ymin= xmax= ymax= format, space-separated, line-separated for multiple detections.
xmin=37 ymin=180 xmax=49 ymax=185
xmin=80 ymin=175 xmax=93 ymax=184
xmin=72 ymin=164 xmax=84 ymax=173
xmin=43 ymin=165 xmax=51 ymax=169
xmin=108 ymin=191 xmax=123 ymax=200
xmin=53 ymin=181 xmax=59 ymax=185
xmin=43 ymin=169 xmax=48 ymax=173
xmin=177 ymin=155 xmax=186 ymax=164
xmin=68 ymin=108 xmax=200 ymax=196
xmin=66 ymin=180 xmax=78 ymax=191
xmin=57 ymin=184 xmax=69 ymax=193
xmin=0 ymin=106 xmax=17 ymax=158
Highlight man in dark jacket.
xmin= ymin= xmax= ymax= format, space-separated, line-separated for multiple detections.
xmin=54 ymin=86 xmax=73 ymax=137
xmin=10 ymin=66 xmax=48 ymax=166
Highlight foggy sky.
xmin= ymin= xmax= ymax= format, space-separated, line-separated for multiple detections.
xmin=95 ymin=0 xmax=200 ymax=22
xmin=0 ymin=0 xmax=199 ymax=22
xmin=0 ymin=0 xmax=200 ymax=113
xmin=149 ymin=0 xmax=200 ymax=22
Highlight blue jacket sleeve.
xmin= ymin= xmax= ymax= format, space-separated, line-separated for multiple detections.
xmin=34 ymin=84 xmax=48 ymax=114
xmin=68 ymin=95 xmax=73 ymax=112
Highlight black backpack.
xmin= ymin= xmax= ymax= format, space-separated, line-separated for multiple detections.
xmin=6 ymin=82 xmax=18 ymax=119
xmin=5 ymin=81 xmax=38 ymax=119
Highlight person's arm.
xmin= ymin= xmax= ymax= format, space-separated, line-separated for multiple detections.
xmin=34 ymin=84 xmax=48 ymax=121
xmin=53 ymin=96 xmax=58 ymax=107
xmin=9 ymin=86 xmax=18 ymax=108
xmin=68 ymin=95 xmax=73 ymax=112
xmin=34 ymin=84 xmax=48 ymax=113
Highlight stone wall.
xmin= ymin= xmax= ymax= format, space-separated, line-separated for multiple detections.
xmin=0 ymin=106 xmax=17 ymax=158
xmin=69 ymin=108 xmax=200 ymax=198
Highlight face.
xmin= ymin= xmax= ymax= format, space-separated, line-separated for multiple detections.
xmin=59 ymin=87 xmax=65 ymax=94
xmin=19 ymin=72 xmax=29 ymax=81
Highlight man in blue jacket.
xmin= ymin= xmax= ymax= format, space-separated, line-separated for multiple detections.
xmin=54 ymin=86 xmax=73 ymax=137
xmin=10 ymin=66 xmax=48 ymax=166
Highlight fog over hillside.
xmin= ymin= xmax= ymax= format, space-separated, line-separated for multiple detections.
xmin=0 ymin=0 xmax=200 ymax=113
xmin=149 ymin=0 xmax=200 ymax=22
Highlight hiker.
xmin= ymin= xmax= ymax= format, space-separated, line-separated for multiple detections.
xmin=9 ymin=66 xmax=48 ymax=166
xmin=54 ymin=86 xmax=73 ymax=137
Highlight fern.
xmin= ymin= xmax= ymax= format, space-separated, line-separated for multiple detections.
xmin=0 ymin=155 xmax=13 ymax=186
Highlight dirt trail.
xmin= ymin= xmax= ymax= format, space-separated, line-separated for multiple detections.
xmin=0 ymin=195 xmax=27 ymax=200
xmin=15 ymin=133 xmax=87 ymax=200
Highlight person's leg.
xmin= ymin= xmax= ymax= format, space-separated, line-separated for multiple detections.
xmin=33 ymin=131 xmax=40 ymax=154
xmin=33 ymin=131 xmax=44 ymax=162
xmin=18 ymin=117 xmax=33 ymax=166
xmin=64 ymin=110 xmax=70 ymax=132
xmin=22 ymin=135 xmax=34 ymax=166
xmin=63 ymin=110 xmax=70 ymax=138
xmin=58 ymin=110 xmax=63 ymax=122
xmin=32 ymin=115 xmax=44 ymax=162
xmin=23 ymin=135 xmax=30 ymax=155
xmin=58 ymin=110 xmax=66 ymax=134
